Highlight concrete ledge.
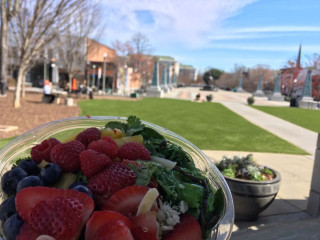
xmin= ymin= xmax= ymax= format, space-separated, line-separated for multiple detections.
xmin=299 ymin=100 xmax=320 ymax=110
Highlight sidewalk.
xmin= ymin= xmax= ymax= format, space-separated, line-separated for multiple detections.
xmin=204 ymin=150 xmax=317 ymax=239
xmin=221 ymin=101 xmax=318 ymax=157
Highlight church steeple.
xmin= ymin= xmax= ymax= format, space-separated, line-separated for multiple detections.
xmin=296 ymin=44 xmax=301 ymax=69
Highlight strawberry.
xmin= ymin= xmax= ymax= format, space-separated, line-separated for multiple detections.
xmin=29 ymin=197 xmax=81 ymax=240
xmin=75 ymin=127 xmax=101 ymax=148
xmin=88 ymin=136 xmax=118 ymax=159
xmin=87 ymin=162 xmax=136 ymax=200
xmin=16 ymin=223 xmax=40 ymax=240
xmin=118 ymin=142 xmax=151 ymax=161
xmin=131 ymin=226 xmax=157 ymax=240
xmin=94 ymin=220 xmax=134 ymax=240
xmin=122 ymin=159 xmax=142 ymax=168
xmin=50 ymin=140 xmax=85 ymax=172
xmin=163 ymin=214 xmax=202 ymax=240
xmin=102 ymin=185 xmax=158 ymax=217
xmin=30 ymin=138 xmax=61 ymax=163
xmin=85 ymin=210 xmax=132 ymax=240
xmin=15 ymin=186 xmax=94 ymax=240
xmin=130 ymin=211 xmax=158 ymax=238
xmin=79 ymin=149 xmax=111 ymax=177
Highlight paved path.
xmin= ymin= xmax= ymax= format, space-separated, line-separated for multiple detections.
xmin=221 ymin=101 xmax=318 ymax=156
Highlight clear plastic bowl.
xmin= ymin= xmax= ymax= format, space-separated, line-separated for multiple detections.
xmin=0 ymin=116 xmax=234 ymax=240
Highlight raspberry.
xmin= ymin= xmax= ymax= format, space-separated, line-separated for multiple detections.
xmin=87 ymin=162 xmax=136 ymax=199
xmin=50 ymin=140 xmax=85 ymax=172
xmin=88 ymin=136 xmax=118 ymax=159
xmin=118 ymin=142 xmax=151 ymax=161
xmin=80 ymin=149 xmax=111 ymax=178
xmin=30 ymin=138 xmax=61 ymax=163
xmin=75 ymin=127 xmax=101 ymax=148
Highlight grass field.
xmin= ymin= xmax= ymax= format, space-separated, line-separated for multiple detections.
xmin=252 ymin=106 xmax=320 ymax=132
xmin=78 ymin=98 xmax=307 ymax=154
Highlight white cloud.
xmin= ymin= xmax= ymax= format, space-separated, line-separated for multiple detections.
xmin=100 ymin=0 xmax=257 ymax=48
xmin=208 ymin=26 xmax=320 ymax=40
xmin=208 ymin=43 xmax=320 ymax=52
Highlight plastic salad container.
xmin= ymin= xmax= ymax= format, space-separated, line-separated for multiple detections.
xmin=0 ymin=116 xmax=234 ymax=240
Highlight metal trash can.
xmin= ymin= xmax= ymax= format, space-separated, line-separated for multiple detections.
xmin=290 ymin=98 xmax=296 ymax=107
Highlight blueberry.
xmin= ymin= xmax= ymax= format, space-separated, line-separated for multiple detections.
xmin=70 ymin=185 xmax=93 ymax=199
xmin=1 ymin=168 xmax=28 ymax=195
xmin=0 ymin=196 xmax=16 ymax=222
xmin=40 ymin=163 xmax=62 ymax=185
xmin=16 ymin=176 xmax=43 ymax=192
xmin=69 ymin=181 xmax=86 ymax=189
xmin=2 ymin=213 xmax=24 ymax=240
xmin=17 ymin=158 xmax=40 ymax=176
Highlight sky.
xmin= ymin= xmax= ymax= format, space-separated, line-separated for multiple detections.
xmin=100 ymin=0 xmax=320 ymax=72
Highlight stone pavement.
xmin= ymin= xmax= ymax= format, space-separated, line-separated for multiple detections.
xmin=165 ymin=87 xmax=320 ymax=239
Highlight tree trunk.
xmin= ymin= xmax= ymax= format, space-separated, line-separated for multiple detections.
xmin=14 ymin=66 xmax=26 ymax=108
xmin=22 ymin=74 xmax=26 ymax=98
xmin=69 ymin=73 xmax=73 ymax=93
xmin=0 ymin=1 xmax=8 ymax=96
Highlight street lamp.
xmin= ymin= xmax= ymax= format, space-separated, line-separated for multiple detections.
xmin=87 ymin=60 xmax=90 ymax=87
xmin=103 ymin=53 xmax=107 ymax=94
xmin=92 ymin=64 xmax=96 ymax=89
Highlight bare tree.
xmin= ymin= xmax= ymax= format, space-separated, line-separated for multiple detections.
xmin=55 ymin=1 xmax=103 ymax=92
xmin=0 ymin=0 xmax=21 ymax=96
xmin=111 ymin=40 xmax=134 ymax=67
xmin=9 ymin=0 xmax=85 ymax=108
xmin=131 ymin=32 xmax=152 ymax=55
xmin=130 ymin=32 xmax=153 ymax=87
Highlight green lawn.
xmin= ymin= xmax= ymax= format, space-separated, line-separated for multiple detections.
xmin=252 ymin=106 xmax=320 ymax=132
xmin=0 ymin=137 xmax=15 ymax=149
xmin=78 ymin=98 xmax=307 ymax=154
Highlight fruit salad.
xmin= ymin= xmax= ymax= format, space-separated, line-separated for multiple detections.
xmin=0 ymin=116 xmax=224 ymax=240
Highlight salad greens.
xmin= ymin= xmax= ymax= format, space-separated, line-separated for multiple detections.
xmin=106 ymin=116 xmax=224 ymax=237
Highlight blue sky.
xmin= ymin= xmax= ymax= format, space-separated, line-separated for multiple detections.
xmin=100 ymin=0 xmax=320 ymax=72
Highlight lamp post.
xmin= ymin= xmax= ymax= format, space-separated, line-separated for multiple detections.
xmin=87 ymin=61 xmax=90 ymax=87
xmin=92 ymin=64 xmax=96 ymax=89
xmin=44 ymin=48 xmax=48 ymax=83
xmin=51 ymin=58 xmax=56 ymax=86
xmin=103 ymin=53 xmax=107 ymax=94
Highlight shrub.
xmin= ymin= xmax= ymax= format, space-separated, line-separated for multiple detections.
xmin=247 ymin=96 xmax=255 ymax=105
xmin=206 ymin=94 xmax=213 ymax=102
xmin=216 ymin=154 xmax=274 ymax=181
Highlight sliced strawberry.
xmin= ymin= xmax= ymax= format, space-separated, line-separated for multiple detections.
xmin=102 ymin=185 xmax=158 ymax=217
xmin=29 ymin=197 xmax=81 ymax=240
xmin=163 ymin=214 xmax=202 ymax=240
xmin=16 ymin=187 xmax=93 ymax=222
xmin=87 ymin=162 xmax=136 ymax=202
xmin=85 ymin=210 xmax=132 ymax=240
xmin=16 ymin=223 xmax=40 ymax=240
xmin=15 ymin=186 xmax=94 ymax=240
xmin=131 ymin=226 xmax=157 ymax=240
xmin=94 ymin=220 xmax=134 ymax=240
xmin=130 ymin=211 xmax=158 ymax=238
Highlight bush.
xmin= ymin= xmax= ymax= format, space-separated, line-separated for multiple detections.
xmin=216 ymin=154 xmax=274 ymax=181
xmin=206 ymin=94 xmax=213 ymax=102
xmin=247 ymin=96 xmax=255 ymax=105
